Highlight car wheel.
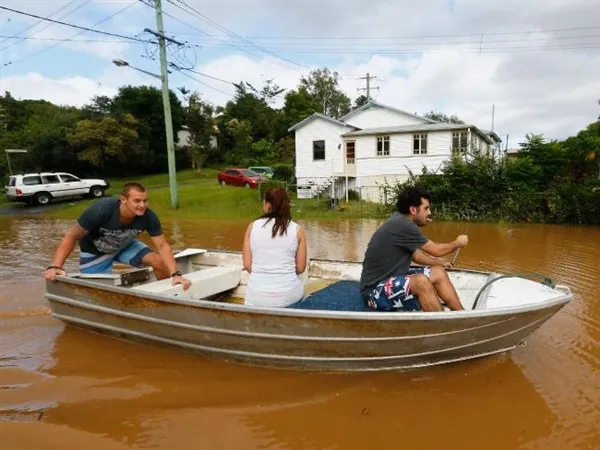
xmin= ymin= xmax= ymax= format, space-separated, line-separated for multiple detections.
xmin=244 ymin=182 xmax=250 ymax=188
xmin=34 ymin=192 xmax=52 ymax=205
xmin=220 ymin=180 xmax=226 ymax=186
xmin=89 ymin=186 xmax=105 ymax=198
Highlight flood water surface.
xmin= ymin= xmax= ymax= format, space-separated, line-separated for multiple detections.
xmin=0 ymin=216 xmax=599 ymax=449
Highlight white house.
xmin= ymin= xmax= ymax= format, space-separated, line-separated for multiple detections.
xmin=176 ymin=125 xmax=218 ymax=150
xmin=288 ymin=101 xmax=502 ymax=201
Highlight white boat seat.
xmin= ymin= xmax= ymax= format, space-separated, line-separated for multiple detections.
xmin=131 ymin=266 xmax=242 ymax=299
xmin=472 ymin=272 xmax=501 ymax=310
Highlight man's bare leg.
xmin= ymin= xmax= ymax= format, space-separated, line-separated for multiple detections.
xmin=428 ymin=266 xmax=464 ymax=311
xmin=409 ymin=275 xmax=443 ymax=312
xmin=142 ymin=252 xmax=170 ymax=280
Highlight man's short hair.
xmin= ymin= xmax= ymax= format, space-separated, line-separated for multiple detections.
xmin=121 ymin=182 xmax=146 ymax=197
xmin=396 ymin=187 xmax=431 ymax=214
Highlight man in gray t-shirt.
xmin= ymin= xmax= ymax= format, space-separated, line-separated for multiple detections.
xmin=359 ymin=187 xmax=468 ymax=312
xmin=43 ymin=182 xmax=191 ymax=290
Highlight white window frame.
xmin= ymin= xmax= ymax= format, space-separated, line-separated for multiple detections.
xmin=413 ymin=134 xmax=428 ymax=155
xmin=376 ymin=136 xmax=390 ymax=156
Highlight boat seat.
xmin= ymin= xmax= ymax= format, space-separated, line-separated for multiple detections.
xmin=131 ymin=266 xmax=242 ymax=299
xmin=472 ymin=272 xmax=501 ymax=310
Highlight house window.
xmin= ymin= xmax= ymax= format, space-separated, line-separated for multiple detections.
xmin=376 ymin=136 xmax=390 ymax=156
xmin=413 ymin=134 xmax=427 ymax=155
xmin=345 ymin=141 xmax=355 ymax=164
xmin=313 ymin=140 xmax=325 ymax=160
xmin=452 ymin=131 xmax=468 ymax=154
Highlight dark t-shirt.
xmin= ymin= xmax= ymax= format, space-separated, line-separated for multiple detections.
xmin=359 ymin=212 xmax=429 ymax=298
xmin=77 ymin=198 xmax=163 ymax=255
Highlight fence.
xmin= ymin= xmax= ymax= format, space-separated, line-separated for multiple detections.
xmin=257 ymin=178 xmax=395 ymax=217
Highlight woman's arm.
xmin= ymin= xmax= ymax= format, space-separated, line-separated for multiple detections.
xmin=242 ymin=222 xmax=253 ymax=272
xmin=295 ymin=226 xmax=307 ymax=274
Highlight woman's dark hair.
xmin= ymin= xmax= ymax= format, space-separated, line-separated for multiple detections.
xmin=396 ymin=187 xmax=431 ymax=214
xmin=260 ymin=187 xmax=292 ymax=238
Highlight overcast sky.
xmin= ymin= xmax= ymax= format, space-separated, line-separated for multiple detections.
xmin=1 ymin=0 xmax=599 ymax=146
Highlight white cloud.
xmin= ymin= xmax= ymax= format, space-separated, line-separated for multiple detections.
xmin=0 ymin=67 xmax=154 ymax=107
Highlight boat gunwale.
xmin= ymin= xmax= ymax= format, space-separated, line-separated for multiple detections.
xmin=47 ymin=268 xmax=573 ymax=322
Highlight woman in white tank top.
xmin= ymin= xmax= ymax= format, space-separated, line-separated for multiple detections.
xmin=242 ymin=187 xmax=307 ymax=307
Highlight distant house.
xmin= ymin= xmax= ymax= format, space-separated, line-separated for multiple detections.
xmin=176 ymin=125 xmax=218 ymax=150
xmin=288 ymin=101 xmax=502 ymax=201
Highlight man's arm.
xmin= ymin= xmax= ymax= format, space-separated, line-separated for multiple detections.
xmin=44 ymin=224 xmax=89 ymax=280
xmin=420 ymin=234 xmax=468 ymax=257
xmin=149 ymin=234 xmax=191 ymax=290
xmin=150 ymin=234 xmax=180 ymax=275
xmin=412 ymin=249 xmax=448 ymax=267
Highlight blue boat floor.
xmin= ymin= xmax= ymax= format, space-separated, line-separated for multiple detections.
xmin=287 ymin=280 xmax=371 ymax=312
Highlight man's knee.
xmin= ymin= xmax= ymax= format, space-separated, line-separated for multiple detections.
xmin=409 ymin=274 xmax=435 ymax=293
xmin=142 ymin=252 xmax=165 ymax=268
xmin=430 ymin=265 xmax=449 ymax=282
xmin=141 ymin=252 xmax=169 ymax=278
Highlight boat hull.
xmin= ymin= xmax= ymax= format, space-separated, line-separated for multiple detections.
xmin=45 ymin=279 xmax=570 ymax=372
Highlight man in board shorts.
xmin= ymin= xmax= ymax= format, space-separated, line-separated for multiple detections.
xmin=43 ymin=182 xmax=191 ymax=290
xmin=359 ymin=187 xmax=468 ymax=312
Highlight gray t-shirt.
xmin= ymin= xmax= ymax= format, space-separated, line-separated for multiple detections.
xmin=359 ymin=212 xmax=429 ymax=298
xmin=77 ymin=198 xmax=162 ymax=255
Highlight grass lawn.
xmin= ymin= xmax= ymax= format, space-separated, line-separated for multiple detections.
xmin=45 ymin=168 xmax=386 ymax=221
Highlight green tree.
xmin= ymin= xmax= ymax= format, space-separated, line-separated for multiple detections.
xmin=354 ymin=95 xmax=368 ymax=109
xmin=185 ymin=93 xmax=215 ymax=171
xmin=562 ymin=121 xmax=600 ymax=181
xmin=68 ymin=114 xmax=139 ymax=172
xmin=250 ymin=138 xmax=274 ymax=162
xmin=112 ymin=85 xmax=185 ymax=173
xmin=274 ymin=88 xmax=320 ymax=140
xmin=274 ymin=136 xmax=295 ymax=164
xmin=298 ymin=68 xmax=351 ymax=119
xmin=423 ymin=111 xmax=464 ymax=124
xmin=225 ymin=118 xmax=252 ymax=165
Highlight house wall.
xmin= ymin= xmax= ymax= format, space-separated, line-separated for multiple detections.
xmin=344 ymin=107 xmax=429 ymax=129
xmin=294 ymin=118 xmax=352 ymax=184
xmin=346 ymin=131 xmax=453 ymax=181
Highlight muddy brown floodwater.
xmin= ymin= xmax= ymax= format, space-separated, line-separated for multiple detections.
xmin=0 ymin=216 xmax=599 ymax=449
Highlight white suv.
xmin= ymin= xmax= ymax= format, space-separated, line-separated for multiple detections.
xmin=4 ymin=172 xmax=109 ymax=205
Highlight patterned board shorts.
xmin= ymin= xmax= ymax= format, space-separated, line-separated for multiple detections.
xmin=79 ymin=239 xmax=153 ymax=274
xmin=366 ymin=266 xmax=432 ymax=311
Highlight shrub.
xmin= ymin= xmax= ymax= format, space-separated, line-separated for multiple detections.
xmin=272 ymin=164 xmax=294 ymax=182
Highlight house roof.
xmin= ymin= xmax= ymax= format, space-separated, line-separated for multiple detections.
xmin=342 ymin=123 xmax=494 ymax=144
xmin=480 ymin=129 xmax=502 ymax=143
xmin=287 ymin=113 xmax=357 ymax=132
xmin=339 ymin=100 xmax=438 ymax=124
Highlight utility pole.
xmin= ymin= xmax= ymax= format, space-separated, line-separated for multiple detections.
xmin=144 ymin=0 xmax=183 ymax=209
xmin=358 ymin=73 xmax=379 ymax=102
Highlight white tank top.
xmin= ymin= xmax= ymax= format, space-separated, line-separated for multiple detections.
xmin=248 ymin=217 xmax=300 ymax=290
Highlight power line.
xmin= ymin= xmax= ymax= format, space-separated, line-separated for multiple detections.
xmin=177 ymin=67 xmax=236 ymax=86
xmin=186 ymin=32 xmax=600 ymax=48
xmin=0 ymin=0 xmax=78 ymax=44
xmin=0 ymin=5 xmax=150 ymax=44
xmin=0 ymin=0 xmax=92 ymax=52
xmin=180 ymin=41 xmax=600 ymax=55
xmin=171 ymin=64 xmax=235 ymax=97
xmin=2 ymin=2 xmax=143 ymax=68
xmin=138 ymin=0 xmax=273 ymax=68
xmin=173 ymin=24 xmax=600 ymax=40
xmin=0 ymin=35 xmax=133 ymax=44
xmin=167 ymin=0 xmax=311 ymax=71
